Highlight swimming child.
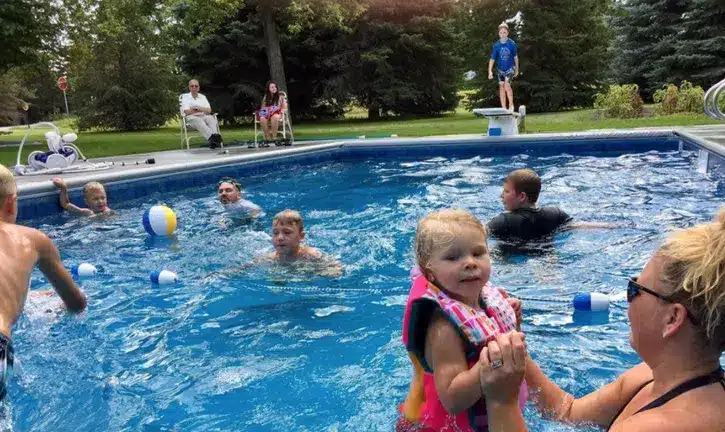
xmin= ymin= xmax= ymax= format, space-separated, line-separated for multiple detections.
xmin=264 ymin=209 xmax=342 ymax=276
xmin=0 ymin=164 xmax=87 ymax=400
xmin=217 ymin=177 xmax=262 ymax=219
xmin=52 ymin=177 xmax=113 ymax=217
xmin=398 ymin=209 xmax=526 ymax=431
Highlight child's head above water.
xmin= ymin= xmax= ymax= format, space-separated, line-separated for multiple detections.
xmin=272 ymin=209 xmax=305 ymax=254
xmin=82 ymin=182 xmax=108 ymax=213
xmin=415 ymin=209 xmax=491 ymax=297
xmin=501 ymin=168 xmax=541 ymax=211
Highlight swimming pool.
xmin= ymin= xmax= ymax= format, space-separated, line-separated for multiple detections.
xmin=12 ymin=142 xmax=725 ymax=431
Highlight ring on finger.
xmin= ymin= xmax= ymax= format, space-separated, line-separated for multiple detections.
xmin=491 ymin=359 xmax=503 ymax=370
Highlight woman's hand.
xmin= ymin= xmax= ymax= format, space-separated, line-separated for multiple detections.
xmin=479 ymin=331 xmax=527 ymax=405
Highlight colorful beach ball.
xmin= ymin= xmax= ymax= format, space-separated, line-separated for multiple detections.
xmin=143 ymin=205 xmax=177 ymax=236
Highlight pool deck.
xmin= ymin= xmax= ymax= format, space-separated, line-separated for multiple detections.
xmin=14 ymin=124 xmax=725 ymax=195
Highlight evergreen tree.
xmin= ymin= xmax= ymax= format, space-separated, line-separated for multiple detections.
xmin=465 ymin=0 xmax=612 ymax=112
xmin=346 ymin=0 xmax=462 ymax=118
xmin=659 ymin=0 xmax=725 ymax=90
xmin=612 ymin=0 xmax=690 ymax=98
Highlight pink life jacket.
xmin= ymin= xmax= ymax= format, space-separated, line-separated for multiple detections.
xmin=399 ymin=275 xmax=528 ymax=431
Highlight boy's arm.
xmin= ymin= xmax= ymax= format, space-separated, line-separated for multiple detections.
xmin=52 ymin=179 xmax=92 ymax=215
xmin=33 ymin=230 xmax=87 ymax=312
xmin=514 ymin=56 xmax=519 ymax=76
xmin=488 ymin=60 xmax=495 ymax=79
xmin=425 ymin=311 xmax=484 ymax=414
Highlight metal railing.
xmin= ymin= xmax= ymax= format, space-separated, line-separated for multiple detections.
xmin=704 ymin=77 xmax=725 ymax=120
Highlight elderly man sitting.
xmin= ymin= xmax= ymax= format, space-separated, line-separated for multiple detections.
xmin=181 ymin=79 xmax=222 ymax=149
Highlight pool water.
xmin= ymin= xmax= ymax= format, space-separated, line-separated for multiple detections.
xmin=11 ymin=149 xmax=725 ymax=431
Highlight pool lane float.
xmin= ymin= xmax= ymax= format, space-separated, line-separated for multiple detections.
xmin=399 ymin=273 xmax=527 ymax=431
xmin=71 ymin=263 xmax=97 ymax=278
xmin=150 ymin=270 xmax=179 ymax=285
xmin=143 ymin=205 xmax=177 ymax=236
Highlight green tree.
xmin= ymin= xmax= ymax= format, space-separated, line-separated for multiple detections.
xmin=0 ymin=0 xmax=57 ymax=73
xmin=73 ymin=0 xmax=180 ymax=131
xmin=346 ymin=0 xmax=462 ymax=118
xmin=178 ymin=4 xmax=350 ymax=121
xmin=658 ymin=0 xmax=725 ymax=91
xmin=611 ymin=0 xmax=690 ymax=98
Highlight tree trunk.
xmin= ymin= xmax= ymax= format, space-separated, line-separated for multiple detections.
xmin=368 ymin=106 xmax=380 ymax=120
xmin=260 ymin=4 xmax=288 ymax=92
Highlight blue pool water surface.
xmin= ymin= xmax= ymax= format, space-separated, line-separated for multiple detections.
xmin=10 ymin=148 xmax=725 ymax=431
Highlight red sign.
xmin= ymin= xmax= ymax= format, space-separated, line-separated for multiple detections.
xmin=57 ymin=76 xmax=69 ymax=92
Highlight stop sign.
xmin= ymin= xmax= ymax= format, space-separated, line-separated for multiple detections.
xmin=57 ymin=76 xmax=69 ymax=92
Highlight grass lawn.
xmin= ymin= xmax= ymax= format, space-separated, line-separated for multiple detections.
xmin=0 ymin=108 xmax=720 ymax=166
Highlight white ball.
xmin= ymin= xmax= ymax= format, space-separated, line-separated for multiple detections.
xmin=150 ymin=270 xmax=179 ymax=285
xmin=62 ymin=132 xmax=78 ymax=143
xmin=72 ymin=263 xmax=97 ymax=278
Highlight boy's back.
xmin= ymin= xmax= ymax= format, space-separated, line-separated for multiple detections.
xmin=488 ymin=206 xmax=571 ymax=241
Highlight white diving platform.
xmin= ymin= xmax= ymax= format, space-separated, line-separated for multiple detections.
xmin=473 ymin=106 xmax=526 ymax=136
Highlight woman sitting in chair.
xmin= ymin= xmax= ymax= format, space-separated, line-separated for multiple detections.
xmin=258 ymin=81 xmax=288 ymax=147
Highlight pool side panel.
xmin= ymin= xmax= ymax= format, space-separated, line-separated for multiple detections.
xmin=16 ymin=130 xmax=689 ymax=222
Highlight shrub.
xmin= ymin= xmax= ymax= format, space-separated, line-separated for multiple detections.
xmin=593 ymin=84 xmax=644 ymax=119
xmin=653 ymin=81 xmax=705 ymax=115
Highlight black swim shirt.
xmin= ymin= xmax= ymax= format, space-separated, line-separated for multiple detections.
xmin=487 ymin=206 xmax=572 ymax=241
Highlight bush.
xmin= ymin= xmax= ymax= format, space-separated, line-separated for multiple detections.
xmin=593 ymin=84 xmax=644 ymax=119
xmin=653 ymin=81 xmax=705 ymax=115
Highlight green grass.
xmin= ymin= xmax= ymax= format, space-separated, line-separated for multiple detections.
xmin=1 ymin=108 xmax=720 ymax=166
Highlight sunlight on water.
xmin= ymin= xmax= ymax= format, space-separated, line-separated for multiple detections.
xmin=10 ymin=149 xmax=724 ymax=431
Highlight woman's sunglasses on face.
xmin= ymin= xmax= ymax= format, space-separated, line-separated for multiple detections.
xmin=627 ymin=277 xmax=699 ymax=325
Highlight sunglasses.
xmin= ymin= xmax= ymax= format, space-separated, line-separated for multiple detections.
xmin=189 ymin=85 xmax=199 ymax=88
xmin=627 ymin=277 xmax=699 ymax=325
xmin=217 ymin=178 xmax=242 ymax=191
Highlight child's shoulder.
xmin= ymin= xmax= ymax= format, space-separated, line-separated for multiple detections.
xmin=300 ymin=246 xmax=323 ymax=260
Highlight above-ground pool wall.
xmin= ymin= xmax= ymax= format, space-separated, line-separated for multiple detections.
xmin=16 ymin=131 xmax=704 ymax=222
xmin=17 ymin=146 xmax=341 ymax=221
xmin=677 ymin=130 xmax=725 ymax=178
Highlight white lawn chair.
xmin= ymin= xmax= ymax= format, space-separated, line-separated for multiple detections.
xmin=253 ymin=91 xmax=294 ymax=147
xmin=179 ymin=94 xmax=222 ymax=150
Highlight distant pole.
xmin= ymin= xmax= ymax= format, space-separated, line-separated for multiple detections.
xmin=57 ymin=76 xmax=70 ymax=117
xmin=62 ymin=90 xmax=70 ymax=117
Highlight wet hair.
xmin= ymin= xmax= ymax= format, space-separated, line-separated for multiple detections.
xmin=217 ymin=177 xmax=242 ymax=192
xmin=415 ymin=209 xmax=488 ymax=273
xmin=263 ymin=81 xmax=280 ymax=107
xmin=506 ymin=169 xmax=541 ymax=203
xmin=659 ymin=207 xmax=725 ymax=351
xmin=0 ymin=164 xmax=16 ymax=202
xmin=82 ymin=182 xmax=105 ymax=199
xmin=273 ymin=209 xmax=303 ymax=231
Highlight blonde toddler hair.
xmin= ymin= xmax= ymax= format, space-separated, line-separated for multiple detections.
xmin=273 ymin=209 xmax=304 ymax=231
xmin=659 ymin=207 xmax=725 ymax=350
xmin=415 ymin=209 xmax=488 ymax=273
xmin=82 ymin=182 xmax=105 ymax=199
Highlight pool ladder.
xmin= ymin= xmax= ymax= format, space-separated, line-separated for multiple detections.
xmin=704 ymin=77 xmax=725 ymax=120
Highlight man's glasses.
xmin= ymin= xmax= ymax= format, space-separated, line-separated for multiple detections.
xmin=627 ymin=277 xmax=699 ymax=325
xmin=189 ymin=85 xmax=199 ymax=88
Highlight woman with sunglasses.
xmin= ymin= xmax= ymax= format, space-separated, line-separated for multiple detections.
xmin=476 ymin=210 xmax=725 ymax=432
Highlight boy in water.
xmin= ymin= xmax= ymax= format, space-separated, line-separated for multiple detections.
xmin=0 ymin=164 xmax=87 ymax=400
xmin=487 ymin=169 xmax=571 ymax=241
xmin=265 ymin=209 xmax=342 ymax=276
xmin=52 ymin=178 xmax=113 ymax=217
xmin=488 ymin=169 xmax=612 ymax=241
xmin=488 ymin=22 xmax=519 ymax=112
xmin=217 ymin=177 xmax=262 ymax=218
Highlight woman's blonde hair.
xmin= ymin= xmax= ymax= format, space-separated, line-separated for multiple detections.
xmin=415 ymin=209 xmax=488 ymax=272
xmin=659 ymin=207 xmax=725 ymax=350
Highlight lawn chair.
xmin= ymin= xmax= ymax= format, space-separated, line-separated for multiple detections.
xmin=253 ymin=91 xmax=294 ymax=148
xmin=13 ymin=122 xmax=112 ymax=176
xmin=179 ymin=94 xmax=222 ymax=150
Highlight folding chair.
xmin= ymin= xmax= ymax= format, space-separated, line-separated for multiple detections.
xmin=253 ymin=91 xmax=294 ymax=147
xmin=179 ymin=94 xmax=222 ymax=150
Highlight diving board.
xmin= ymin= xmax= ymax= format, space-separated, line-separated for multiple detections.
xmin=473 ymin=106 xmax=526 ymax=136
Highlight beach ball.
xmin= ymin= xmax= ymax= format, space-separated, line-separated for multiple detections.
xmin=143 ymin=205 xmax=177 ymax=236
xmin=150 ymin=270 xmax=179 ymax=285
xmin=71 ymin=263 xmax=97 ymax=278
